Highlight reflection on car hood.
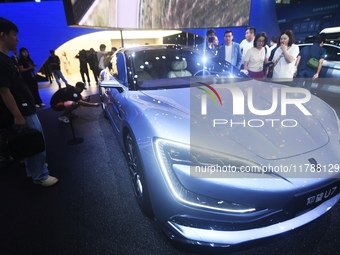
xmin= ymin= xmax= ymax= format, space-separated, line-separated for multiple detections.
xmin=141 ymin=79 xmax=332 ymax=160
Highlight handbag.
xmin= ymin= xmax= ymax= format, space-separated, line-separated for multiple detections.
xmin=263 ymin=61 xmax=275 ymax=78
xmin=263 ymin=53 xmax=283 ymax=78
xmin=307 ymin=46 xmax=319 ymax=69
xmin=6 ymin=128 xmax=45 ymax=160
xmin=307 ymin=57 xmax=319 ymax=69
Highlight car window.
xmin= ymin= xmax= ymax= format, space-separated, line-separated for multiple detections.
xmin=324 ymin=45 xmax=340 ymax=61
xmin=129 ymin=48 xmax=247 ymax=90
xmin=112 ymin=52 xmax=128 ymax=86
xmin=298 ymin=44 xmax=340 ymax=61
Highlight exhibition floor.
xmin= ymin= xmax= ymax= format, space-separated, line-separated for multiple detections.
xmin=1 ymin=77 xmax=340 ymax=255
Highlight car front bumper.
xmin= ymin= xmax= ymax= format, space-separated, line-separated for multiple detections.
xmin=164 ymin=193 xmax=340 ymax=247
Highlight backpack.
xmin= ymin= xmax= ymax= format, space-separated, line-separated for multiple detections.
xmin=269 ymin=46 xmax=278 ymax=62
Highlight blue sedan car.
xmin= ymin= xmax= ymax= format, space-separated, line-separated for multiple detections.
xmin=99 ymin=45 xmax=340 ymax=247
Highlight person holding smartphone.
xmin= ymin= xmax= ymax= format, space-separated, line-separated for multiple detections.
xmin=197 ymin=29 xmax=218 ymax=55
xmin=18 ymin=47 xmax=45 ymax=108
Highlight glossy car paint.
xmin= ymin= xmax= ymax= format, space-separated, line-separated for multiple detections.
xmin=99 ymin=45 xmax=340 ymax=246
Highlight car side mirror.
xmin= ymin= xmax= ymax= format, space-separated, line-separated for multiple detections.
xmin=99 ymin=80 xmax=125 ymax=93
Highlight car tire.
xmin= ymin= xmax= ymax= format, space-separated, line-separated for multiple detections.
xmin=125 ymin=132 xmax=153 ymax=217
xmin=103 ymin=107 xmax=108 ymax=119
xmin=99 ymin=96 xmax=108 ymax=119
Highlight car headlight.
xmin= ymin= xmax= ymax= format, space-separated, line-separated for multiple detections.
xmin=154 ymin=138 xmax=257 ymax=213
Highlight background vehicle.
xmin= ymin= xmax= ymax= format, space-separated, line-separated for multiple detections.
xmin=320 ymin=27 xmax=340 ymax=46
xmin=99 ymin=45 xmax=340 ymax=247
xmin=297 ymin=43 xmax=340 ymax=97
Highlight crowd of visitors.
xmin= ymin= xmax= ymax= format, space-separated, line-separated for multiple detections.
xmin=200 ymin=27 xmax=326 ymax=86
xmin=0 ymin=16 xmax=327 ymax=189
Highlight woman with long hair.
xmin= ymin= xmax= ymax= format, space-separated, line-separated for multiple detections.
xmin=18 ymin=47 xmax=45 ymax=107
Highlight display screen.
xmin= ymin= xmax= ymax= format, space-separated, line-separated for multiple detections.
xmin=63 ymin=0 xmax=251 ymax=29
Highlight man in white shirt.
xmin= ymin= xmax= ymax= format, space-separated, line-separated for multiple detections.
xmin=240 ymin=26 xmax=256 ymax=67
xmin=96 ymin=43 xmax=107 ymax=72
xmin=217 ymin=30 xmax=242 ymax=69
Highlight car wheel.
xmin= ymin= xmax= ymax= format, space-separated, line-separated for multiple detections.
xmin=102 ymin=105 xmax=108 ymax=119
xmin=99 ymin=95 xmax=108 ymax=119
xmin=125 ymin=132 xmax=153 ymax=217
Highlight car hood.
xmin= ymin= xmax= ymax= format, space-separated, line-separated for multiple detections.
xmin=141 ymin=79 xmax=334 ymax=160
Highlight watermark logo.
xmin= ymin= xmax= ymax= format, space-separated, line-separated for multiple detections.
xmin=197 ymin=82 xmax=312 ymax=128
xmin=198 ymin=83 xmax=311 ymax=116
xmin=197 ymin=82 xmax=222 ymax=115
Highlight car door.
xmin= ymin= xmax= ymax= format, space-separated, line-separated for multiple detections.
xmin=322 ymin=44 xmax=340 ymax=80
xmin=105 ymin=52 xmax=129 ymax=133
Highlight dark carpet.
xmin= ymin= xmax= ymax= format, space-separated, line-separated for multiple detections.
xmin=1 ymin=94 xmax=340 ymax=255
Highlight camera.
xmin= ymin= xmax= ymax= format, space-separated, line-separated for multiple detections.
xmin=208 ymin=37 xmax=215 ymax=43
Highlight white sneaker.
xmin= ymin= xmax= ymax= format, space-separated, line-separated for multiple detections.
xmin=58 ymin=116 xmax=70 ymax=123
xmin=34 ymin=175 xmax=59 ymax=187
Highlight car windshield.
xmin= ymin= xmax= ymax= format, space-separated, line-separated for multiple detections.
xmin=128 ymin=47 xmax=248 ymax=90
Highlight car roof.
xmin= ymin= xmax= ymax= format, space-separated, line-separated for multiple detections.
xmin=117 ymin=44 xmax=197 ymax=54
xmin=320 ymin=27 xmax=340 ymax=34
xmin=297 ymin=43 xmax=340 ymax=49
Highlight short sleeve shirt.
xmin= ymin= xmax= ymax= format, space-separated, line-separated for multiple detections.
xmin=297 ymin=43 xmax=326 ymax=71
xmin=0 ymin=52 xmax=36 ymax=128
xmin=50 ymin=86 xmax=81 ymax=106
xmin=48 ymin=55 xmax=61 ymax=71
xmin=272 ymin=44 xmax=300 ymax=81
xmin=240 ymin=39 xmax=254 ymax=62
xmin=244 ymin=47 xmax=269 ymax=72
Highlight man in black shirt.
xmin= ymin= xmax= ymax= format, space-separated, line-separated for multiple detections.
xmin=0 ymin=17 xmax=58 ymax=186
xmin=87 ymin=48 xmax=99 ymax=84
xmin=197 ymin=29 xmax=218 ymax=55
xmin=48 ymin=50 xmax=69 ymax=89
xmin=50 ymin=81 xmax=100 ymax=123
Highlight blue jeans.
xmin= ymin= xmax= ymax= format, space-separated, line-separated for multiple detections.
xmin=24 ymin=114 xmax=49 ymax=182
xmin=52 ymin=70 xmax=68 ymax=88
xmin=296 ymin=69 xmax=315 ymax=90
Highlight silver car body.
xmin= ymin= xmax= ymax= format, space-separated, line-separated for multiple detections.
xmin=99 ymin=45 xmax=340 ymax=246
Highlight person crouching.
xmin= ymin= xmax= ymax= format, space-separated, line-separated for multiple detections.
xmin=50 ymin=82 xmax=100 ymax=123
